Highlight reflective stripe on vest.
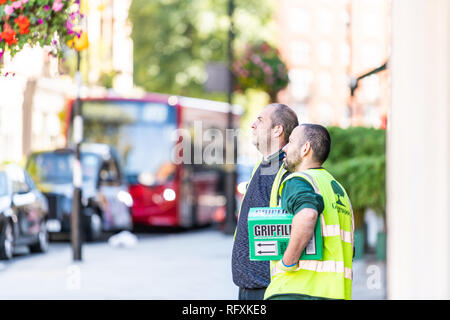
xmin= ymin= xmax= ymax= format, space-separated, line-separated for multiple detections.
xmin=321 ymin=214 xmax=353 ymax=245
xmin=265 ymin=168 xmax=354 ymax=300
xmin=270 ymin=165 xmax=287 ymax=207
xmin=271 ymin=260 xmax=353 ymax=280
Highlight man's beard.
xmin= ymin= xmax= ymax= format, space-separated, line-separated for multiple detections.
xmin=283 ymin=155 xmax=300 ymax=172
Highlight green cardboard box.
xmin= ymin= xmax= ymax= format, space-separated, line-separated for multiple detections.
xmin=248 ymin=207 xmax=323 ymax=261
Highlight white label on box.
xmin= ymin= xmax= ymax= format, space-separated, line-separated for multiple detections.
xmin=254 ymin=241 xmax=278 ymax=256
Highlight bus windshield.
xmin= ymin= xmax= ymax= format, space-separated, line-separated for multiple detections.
xmin=80 ymin=100 xmax=177 ymax=186
xmin=27 ymin=152 xmax=101 ymax=185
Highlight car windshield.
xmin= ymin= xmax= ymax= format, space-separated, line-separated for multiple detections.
xmin=27 ymin=152 xmax=101 ymax=185
xmin=80 ymin=100 xmax=177 ymax=185
xmin=0 ymin=172 xmax=7 ymax=196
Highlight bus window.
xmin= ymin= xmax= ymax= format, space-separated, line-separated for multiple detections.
xmin=80 ymin=101 xmax=176 ymax=187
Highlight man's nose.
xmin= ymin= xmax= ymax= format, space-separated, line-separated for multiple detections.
xmin=251 ymin=121 xmax=257 ymax=129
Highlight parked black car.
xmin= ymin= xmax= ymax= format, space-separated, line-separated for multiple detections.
xmin=0 ymin=164 xmax=49 ymax=260
xmin=26 ymin=143 xmax=133 ymax=241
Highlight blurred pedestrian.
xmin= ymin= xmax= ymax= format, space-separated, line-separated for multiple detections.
xmin=231 ymin=103 xmax=299 ymax=300
xmin=264 ymin=124 xmax=354 ymax=300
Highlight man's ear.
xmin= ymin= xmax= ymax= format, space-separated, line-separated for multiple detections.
xmin=302 ymin=141 xmax=312 ymax=156
xmin=272 ymin=125 xmax=283 ymax=139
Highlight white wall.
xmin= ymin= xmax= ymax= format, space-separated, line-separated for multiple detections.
xmin=388 ymin=0 xmax=450 ymax=299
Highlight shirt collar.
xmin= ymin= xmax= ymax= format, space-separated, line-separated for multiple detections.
xmin=262 ymin=149 xmax=284 ymax=165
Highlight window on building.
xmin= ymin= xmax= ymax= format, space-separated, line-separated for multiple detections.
xmin=292 ymin=103 xmax=309 ymax=123
xmin=317 ymin=72 xmax=332 ymax=97
xmin=289 ymin=69 xmax=313 ymax=101
xmin=362 ymin=75 xmax=380 ymax=103
xmin=363 ymin=104 xmax=381 ymax=128
xmin=361 ymin=43 xmax=382 ymax=67
xmin=289 ymin=8 xmax=311 ymax=34
xmin=318 ymin=42 xmax=333 ymax=66
xmin=362 ymin=13 xmax=382 ymax=37
xmin=316 ymin=102 xmax=334 ymax=125
xmin=291 ymin=41 xmax=311 ymax=66
xmin=318 ymin=10 xmax=334 ymax=35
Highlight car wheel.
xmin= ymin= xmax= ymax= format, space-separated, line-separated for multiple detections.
xmin=0 ymin=222 xmax=14 ymax=260
xmin=29 ymin=222 xmax=49 ymax=253
xmin=84 ymin=208 xmax=102 ymax=242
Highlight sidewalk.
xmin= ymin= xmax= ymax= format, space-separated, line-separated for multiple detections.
xmin=352 ymin=255 xmax=387 ymax=300
xmin=0 ymin=228 xmax=385 ymax=299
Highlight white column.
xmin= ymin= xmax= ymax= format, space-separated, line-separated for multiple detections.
xmin=388 ymin=0 xmax=450 ymax=299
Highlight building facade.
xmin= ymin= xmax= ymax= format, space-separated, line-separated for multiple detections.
xmin=276 ymin=0 xmax=390 ymax=128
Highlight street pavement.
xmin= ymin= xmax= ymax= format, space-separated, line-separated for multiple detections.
xmin=0 ymin=227 xmax=386 ymax=300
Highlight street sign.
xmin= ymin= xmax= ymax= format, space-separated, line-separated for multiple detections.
xmin=204 ymin=62 xmax=230 ymax=93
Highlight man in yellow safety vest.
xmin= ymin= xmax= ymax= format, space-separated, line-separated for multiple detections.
xmin=264 ymin=124 xmax=354 ymax=300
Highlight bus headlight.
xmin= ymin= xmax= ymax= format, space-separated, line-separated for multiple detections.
xmin=237 ymin=182 xmax=247 ymax=195
xmin=117 ymin=190 xmax=134 ymax=207
xmin=163 ymin=188 xmax=176 ymax=201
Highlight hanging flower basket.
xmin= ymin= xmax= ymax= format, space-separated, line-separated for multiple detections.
xmin=232 ymin=41 xmax=289 ymax=102
xmin=0 ymin=0 xmax=83 ymax=69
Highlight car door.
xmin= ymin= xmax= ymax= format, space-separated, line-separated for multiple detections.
xmin=24 ymin=171 xmax=48 ymax=227
xmin=97 ymin=157 xmax=132 ymax=231
xmin=8 ymin=166 xmax=40 ymax=241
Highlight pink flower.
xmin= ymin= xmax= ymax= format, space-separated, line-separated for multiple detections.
xmin=52 ymin=0 xmax=64 ymax=12
xmin=66 ymin=19 xmax=74 ymax=34
xmin=250 ymin=54 xmax=262 ymax=65
xmin=12 ymin=1 xmax=22 ymax=9
xmin=4 ymin=5 xmax=14 ymax=15
xmin=263 ymin=64 xmax=273 ymax=76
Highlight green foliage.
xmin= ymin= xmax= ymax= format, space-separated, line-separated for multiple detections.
xmin=128 ymin=0 xmax=275 ymax=100
xmin=98 ymin=70 xmax=119 ymax=89
xmin=324 ymin=127 xmax=386 ymax=215
xmin=326 ymin=126 xmax=386 ymax=162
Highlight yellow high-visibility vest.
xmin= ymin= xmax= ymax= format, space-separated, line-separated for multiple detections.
xmin=264 ymin=168 xmax=354 ymax=300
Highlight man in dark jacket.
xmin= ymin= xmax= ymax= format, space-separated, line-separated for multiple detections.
xmin=231 ymin=103 xmax=299 ymax=300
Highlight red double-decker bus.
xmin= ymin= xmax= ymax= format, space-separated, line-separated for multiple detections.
xmin=65 ymin=93 xmax=241 ymax=228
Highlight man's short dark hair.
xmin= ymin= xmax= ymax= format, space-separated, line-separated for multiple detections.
xmin=300 ymin=123 xmax=331 ymax=164
xmin=268 ymin=103 xmax=299 ymax=144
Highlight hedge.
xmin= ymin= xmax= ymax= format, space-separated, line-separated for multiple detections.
xmin=324 ymin=127 xmax=386 ymax=216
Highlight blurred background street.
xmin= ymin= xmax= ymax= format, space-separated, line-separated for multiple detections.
xmin=0 ymin=0 xmax=389 ymax=300
xmin=0 ymin=227 xmax=385 ymax=300
xmin=2 ymin=0 xmax=450 ymax=300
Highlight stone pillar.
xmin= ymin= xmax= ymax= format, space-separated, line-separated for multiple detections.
xmin=21 ymin=78 xmax=36 ymax=158
xmin=388 ymin=0 xmax=450 ymax=299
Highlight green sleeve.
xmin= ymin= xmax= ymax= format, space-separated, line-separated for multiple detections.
xmin=281 ymin=177 xmax=324 ymax=216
